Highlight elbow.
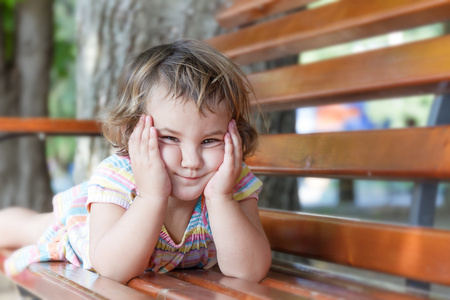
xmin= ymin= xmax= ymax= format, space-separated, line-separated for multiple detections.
xmin=90 ymin=248 xmax=146 ymax=284
xmin=251 ymin=255 xmax=272 ymax=282
xmin=221 ymin=252 xmax=272 ymax=283
xmin=95 ymin=265 xmax=142 ymax=284
xmin=222 ymin=262 xmax=271 ymax=283
xmin=91 ymin=257 xmax=145 ymax=284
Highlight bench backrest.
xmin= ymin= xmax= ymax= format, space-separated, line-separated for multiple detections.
xmin=207 ymin=0 xmax=450 ymax=286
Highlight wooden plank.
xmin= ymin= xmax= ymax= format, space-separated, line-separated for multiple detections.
xmin=265 ymin=262 xmax=431 ymax=300
xmin=246 ymin=126 xmax=450 ymax=180
xmin=261 ymin=268 xmax=425 ymax=300
xmin=1 ymin=251 xmax=151 ymax=299
xmin=0 ymin=118 xmax=100 ymax=135
xmin=247 ymin=34 xmax=450 ymax=111
xmin=0 ymin=260 xmax=151 ymax=300
xmin=216 ymin=0 xmax=314 ymax=28
xmin=166 ymin=268 xmax=307 ymax=299
xmin=128 ymin=272 xmax=235 ymax=300
xmin=259 ymin=209 xmax=450 ymax=286
xmin=208 ymin=0 xmax=450 ymax=64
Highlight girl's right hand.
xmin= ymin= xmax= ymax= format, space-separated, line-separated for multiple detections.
xmin=129 ymin=115 xmax=171 ymax=200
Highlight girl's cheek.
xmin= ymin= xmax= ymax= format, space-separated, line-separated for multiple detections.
xmin=204 ymin=147 xmax=225 ymax=169
xmin=159 ymin=144 xmax=181 ymax=167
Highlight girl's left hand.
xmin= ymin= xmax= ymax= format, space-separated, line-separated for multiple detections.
xmin=204 ymin=119 xmax=242 ymax=201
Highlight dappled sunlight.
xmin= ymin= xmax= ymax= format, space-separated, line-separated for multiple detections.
xmin=298 ymin=178 xmax=337 ymax=207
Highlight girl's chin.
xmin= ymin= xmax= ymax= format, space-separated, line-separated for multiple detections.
xmin=170 ymin=188 xmax=205 ymax=202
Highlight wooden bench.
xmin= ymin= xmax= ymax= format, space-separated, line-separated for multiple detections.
xmin=2 ymin=0 xmax=450 ymax=298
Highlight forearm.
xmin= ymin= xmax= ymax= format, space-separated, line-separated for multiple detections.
xmin=206 ymin=197 xmax=271 ymax=282
xmin=90 ymin=196 xmax=167 ymax=283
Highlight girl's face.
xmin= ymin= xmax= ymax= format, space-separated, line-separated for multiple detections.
xmin=146 ymin=93 xmax=231 ymax=202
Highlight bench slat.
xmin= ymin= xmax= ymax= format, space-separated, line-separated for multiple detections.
xmin=0 ymin=261 xmax=150 ymax=299
xmin=260 ymin=209 xmax=450 ymax=286
xmin=216 ymin=0 xmax=314 ymax=28
xmin=32 ymin=263 xmax=154 ymax=300
xmin=0 ymin=250 xmax=152 ymax=299
xmin=263 ymin=268 xmax=424 ymax=300
xmin=166 ymin=268 xmax=305 ymax=299
xmin=246 ymin=126 xmax=450 ymax=180
xmin=128 ymin=272 xmax=235 ymax=300
xmin=0 ymin=118 xmax=100 ymax=135
xmin=247 ymin=34 xmax=450 ymax=110
xmin=209 ymin=0 xmax=450 ymax=64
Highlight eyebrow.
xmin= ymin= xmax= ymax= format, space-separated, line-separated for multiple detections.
xmin=158 ymin=127 xmax=227 ymax=136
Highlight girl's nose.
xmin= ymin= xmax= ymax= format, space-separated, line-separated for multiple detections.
xmin=181 ymin=146 xmax=203 ymax=170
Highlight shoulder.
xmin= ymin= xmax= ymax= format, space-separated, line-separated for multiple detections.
xmin=87 ymin=154 xmax=137 ymax=210
xmin=91 ymin=154 xmax=134 ymax=183
xmin=98 ymin=154 xmax=132 ymax=172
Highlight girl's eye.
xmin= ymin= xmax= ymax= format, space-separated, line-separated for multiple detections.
xmin=160 ymin=136 xmax=179 ymax=142
xmin=202 ymin=138 xmax=220 ymax=144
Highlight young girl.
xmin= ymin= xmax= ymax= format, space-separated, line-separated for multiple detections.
xmin=0 ymin=39 xmax=272 ymax=283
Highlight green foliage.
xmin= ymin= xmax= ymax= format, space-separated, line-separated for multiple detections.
xmin=47 ymin=0 xmax=77 ymax=176
xmin=366 ymin=95 xmax=434 ymax=128
xmin=0 ymin=0 xmax=23 ymax=6
xmin=49 ymin=0 xmax=76 ymax=118
xmin=0 ymin=0 xmax=20 ymax=63
xmin=46 ymin=136 xmax=76 ymax=164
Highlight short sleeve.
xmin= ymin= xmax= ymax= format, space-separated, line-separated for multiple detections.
xmin=233 ymin=163 xmax=263 ymax=201
xmin=86 ymin=155 xmax=137 ymax=212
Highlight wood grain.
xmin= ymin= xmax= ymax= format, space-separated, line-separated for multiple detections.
xmin=247 ymin=35 xmax=450 ymax=110
xmin=167 ymin=268 xmax=300 ymax=299
xmin=246 ymin=126 xmax=450 ymax=180
xmin=209 ymin=0 xmax=450 ymax=64
xmin=0 ymin=118 xmax=101 ymax=135
xmin=260 ymin=209 xmax=450 ymax=286
xmin=216 ymin=0 xmax=313 ymax=28
xmin=129 ymin=271 xmax=234 ymax=300
xmin=0 ymin=256 xmax=148 ymax=300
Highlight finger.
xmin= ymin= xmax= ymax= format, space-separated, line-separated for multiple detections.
xmin=130 ymin=115 xmax=144 ymax=140
xmin=129 ymin=115 xmax=145 ymax=156
xmin=229 ymin=120 xmax=243 ymax=167
xmin=149 ymin=126 xmax=159 ymax=153
xmin=140 ymin=115 xmax=151 ymax=155
xmin=222 ymin=132 xmax=234 ymax=169
xmin=147 ymin=115 xmax=159 ymax=152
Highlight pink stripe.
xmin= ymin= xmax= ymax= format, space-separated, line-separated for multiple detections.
xmin=94 ymin=170 xmax=136 ymax=191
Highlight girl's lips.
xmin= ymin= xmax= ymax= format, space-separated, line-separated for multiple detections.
xmin=178 ymin=175 xmax=200 ymax=180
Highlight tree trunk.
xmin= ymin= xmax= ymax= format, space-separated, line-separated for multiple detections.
xmin=74 ymin=0 xmax=226 ymax=183
xmin=0 ymin=0 xmax=53 ymax=211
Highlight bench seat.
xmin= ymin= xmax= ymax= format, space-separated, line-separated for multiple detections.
xmin=2 ymin=223 xmax=445 ymax=300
